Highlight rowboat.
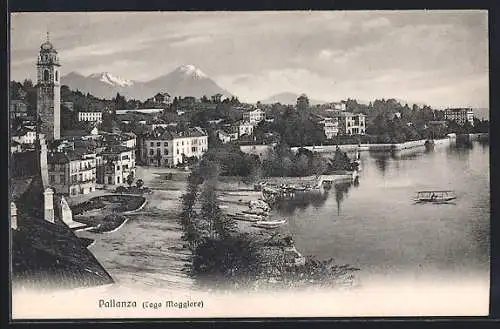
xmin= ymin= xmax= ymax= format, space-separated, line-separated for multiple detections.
xmin=227 ymin=214 xmax=262 ymax=222
xmin=414 ymin=190 xmax=457 ymax=203
xmin=252 ymin=219 xmax=287 ymax=229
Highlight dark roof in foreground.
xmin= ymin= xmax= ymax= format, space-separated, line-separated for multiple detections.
xmin=10 ymin=148 xmax=114 ymax=290
xmin=12 ymin=212 xmax=114 ymax=290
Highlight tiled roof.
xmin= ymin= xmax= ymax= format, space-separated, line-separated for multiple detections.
xmin=12 ymin=206 xmax=113 ymax=288
xmin=62 ymin=130 xmax=90 ymax=137
xmin=101 ymin=145 xmax=133 ymax=155
xmin=146 ymin=127 xmax=207 ymax=140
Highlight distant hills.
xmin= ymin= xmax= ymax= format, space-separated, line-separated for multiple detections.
xmin=472 ymin=108 xmax=489 ymax=120
xmin=260 ymin=92 xmax=328 ymax=105
xmin=61 ymin=65 xmax=232 ymax=101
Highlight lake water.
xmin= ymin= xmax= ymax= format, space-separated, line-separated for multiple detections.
xmin=277 ymin=140 xmax=490 ymax=287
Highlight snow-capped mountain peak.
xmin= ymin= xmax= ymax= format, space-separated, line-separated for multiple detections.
xmin=88 ymin=72 xmax=134 ymax=87
xmin=176 ymin=64 xmax=208 ymax=80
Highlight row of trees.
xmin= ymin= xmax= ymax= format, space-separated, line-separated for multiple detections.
xmin=180 ymin=156 xmax=261 ymax=288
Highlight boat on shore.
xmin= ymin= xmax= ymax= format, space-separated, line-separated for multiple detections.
xmin=252 ymin=219 xmax=287 ymax=229
xmin=414 ymin=190 xmax=457 ymax=203
xmin=228 ymin=214 xmax=262 ymax=222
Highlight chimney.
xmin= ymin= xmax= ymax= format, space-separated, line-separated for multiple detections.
xmin=39 ymin=136 xmax=49 ymax=188
xmin=44 ymin=188 xmax=55 ymax=223
xmin=10 ymin=202 xmax=18 ymax=230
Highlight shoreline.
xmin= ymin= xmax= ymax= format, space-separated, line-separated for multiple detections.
xmin=241 ymin=136 xmax=461 ymax=157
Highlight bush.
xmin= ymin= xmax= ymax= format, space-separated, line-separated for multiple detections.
xmin=191 ymin=234 xmax=262 ymax=289
xmin=114 ymin=186 xmax=127 ymax=194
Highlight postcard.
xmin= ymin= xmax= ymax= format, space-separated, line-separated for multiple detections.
xmin=9 ymin=10 xmax=490 ymax=320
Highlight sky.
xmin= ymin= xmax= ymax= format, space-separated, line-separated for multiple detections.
xmin=10 ymin=11 xmax=489 ymax=108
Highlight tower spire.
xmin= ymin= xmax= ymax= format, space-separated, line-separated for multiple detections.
xmin=46 ymin=31 xmax=50 ymax=43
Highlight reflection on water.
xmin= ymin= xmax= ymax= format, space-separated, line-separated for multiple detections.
xmin=275 ymin=191 xmax=329 ymax=215
xmin=334 ymin=182 xmax=353 ymax=215
xmin=278 ymin=141 xmax=490 ymax=285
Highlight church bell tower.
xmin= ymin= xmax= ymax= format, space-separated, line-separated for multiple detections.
xmin=36 ymin=32 xmax=61 ymax=141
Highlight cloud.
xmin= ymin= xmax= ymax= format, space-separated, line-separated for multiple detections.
xmin=169 ymin=35 xmax=213 ymax=48
xmin=216 ymin=68 xmax=340 ymax=103
xmin=10 ymin=11 xmax=489 ymax=108
xmin=318 ymin=49 xmax=334 ymax=60
xmin=361 ymin=17 xmax=391 ymax=30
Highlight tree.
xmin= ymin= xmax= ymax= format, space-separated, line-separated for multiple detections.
xmin=296 ymin=94 xmax=310 ymax=112
xmin=114 ymin=93 xmax=127 ymax=111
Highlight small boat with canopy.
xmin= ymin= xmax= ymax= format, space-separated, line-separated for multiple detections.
xmin=414 ymin=190 xmax=457 ymax=203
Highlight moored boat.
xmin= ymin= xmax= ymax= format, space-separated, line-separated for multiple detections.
xmin=414 ymin=190 xmax=457 ymax=203
xmin=251 ymin=219 xmax=287 ymax=229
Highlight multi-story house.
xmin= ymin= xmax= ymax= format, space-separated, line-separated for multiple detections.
xmin=48 ymin=149 xmax=97 ymax=196
xmin=242 ymin=108 xmax=265 ymax=125
xmin=445 ymin=108 xmax=474 ymax=126
xmin=322 ymin=117 xmax=340 ymax=139
xmin=78 ymin=110 xmax=103 ymax=123
xmin=141 ymin=127 xmax=208 ymax=167
xmin=337 ymin=112 xmax=366 ymax=135
xmin=98 ymin=145 xmax=136 ymax=186
xmin=238 ymin=121 xmax=254 ymax=137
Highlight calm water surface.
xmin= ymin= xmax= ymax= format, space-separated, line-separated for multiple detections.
xmin=277 ymin=141 xmax=490 ymax=285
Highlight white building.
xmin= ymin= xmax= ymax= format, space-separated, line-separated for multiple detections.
xmin=141 ymin=127 xmax=208 ymax=167
xmin=445 ymin=108 xmax=474 ymax=126
xmin=238 ymin=121 xmax=254 ymax=137
xmin=78 ymin=111 xmax=103 ymax=123
xmin=11 ymin=127 xmax=37 ymax=145
xmin=98 ymin=146 xmax=136 ymax=185
xmin=321 ymin=117 xmax=340 ymax=139
xmin=242 ymin=108 xmax=265 ymax=125
xmin=326 ymin=102 xmax=346 ymax=112
xmin=332 ymin=102 xmax=346 ymax=111
xmin=48 ymin=149 xmax=97 ymax=196
xmin=338 ymin=112 xmax=366 ymax=135
xmin=217 ymin=130 xmax=235 ymax=144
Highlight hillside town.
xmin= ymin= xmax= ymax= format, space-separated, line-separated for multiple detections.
xmin=10 ymin=34 xmax=490 ymax=292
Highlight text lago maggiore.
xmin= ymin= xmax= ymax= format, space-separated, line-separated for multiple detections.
xmin=98 ymin=299 xmax=204 ymax=309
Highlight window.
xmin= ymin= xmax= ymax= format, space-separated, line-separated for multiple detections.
xmin=192 ymin=147 xmax=196 ymax=152
xmin=164 ymin=141 xmax=168 ymax=147
xmin=150 ymin=142 xmax=154 ymax=147
xmin=117 ymin=165 xmax=121 ymax=170
xmin=50 ymin=175 xmax=55 ymax=184
xmin=177 ymin=149 xmax=179 ymax=154
xmin=117 ymin=176 xmax=121 ymax=184
xmin=43 ymin=69 xmax=49 ymax=81
xmin=55 ymin=70 xmax=59 ymax=82
xmin=157 ymin=142 xmax=161 ymax=147
xmin=60 ymin=175 xmax=65 ymax=184
xmin=150 ymin=149 xmax=154 ymax=156
xmin=164 ymin=149 xmax=169 ymax=155
xmin=182 ymin=141 xmax=184 ymax=146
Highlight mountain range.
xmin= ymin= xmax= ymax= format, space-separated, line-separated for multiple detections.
xmin=61 ymin=65 xmax=232 ymax=101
